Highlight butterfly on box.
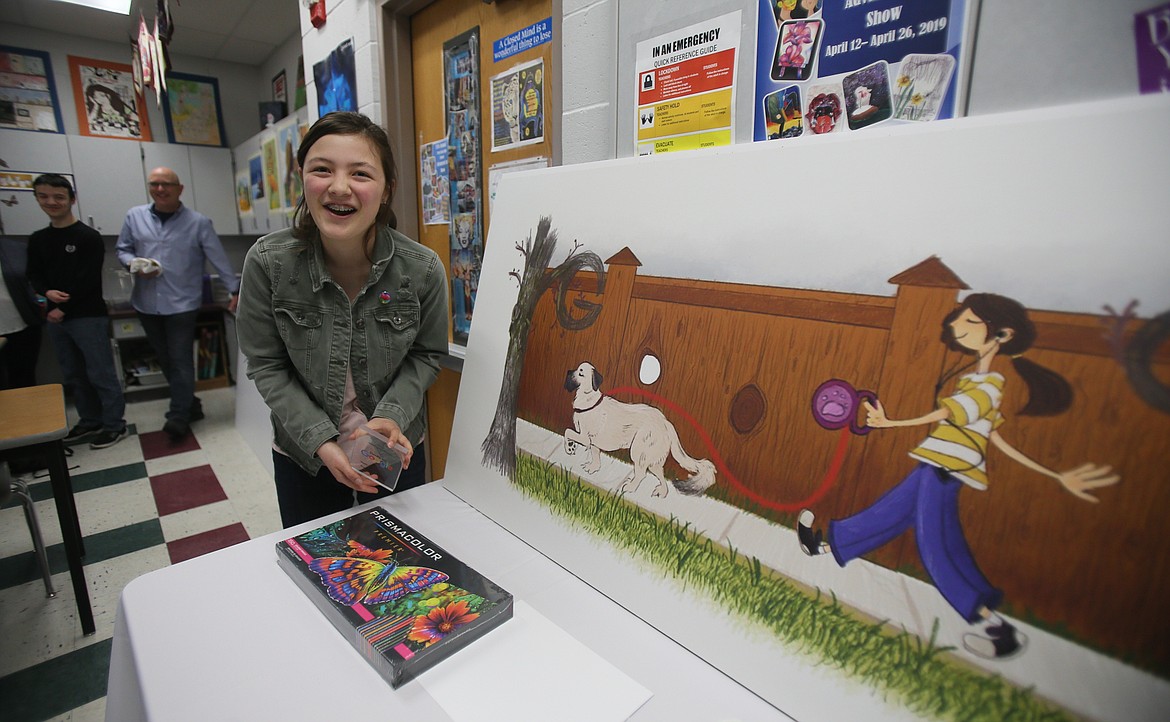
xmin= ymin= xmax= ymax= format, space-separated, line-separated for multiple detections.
xmin=308 ymin=540 xmax=448 ymax=607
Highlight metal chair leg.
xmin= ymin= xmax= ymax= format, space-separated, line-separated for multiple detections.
xmin=3 ymin=463 xmax=57 ymax=598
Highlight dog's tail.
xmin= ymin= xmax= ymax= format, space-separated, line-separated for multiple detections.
xmin=669 ymin=430 xmax=716 ymax=496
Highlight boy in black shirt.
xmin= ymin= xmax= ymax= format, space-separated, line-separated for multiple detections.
xmin=27 ymin=174 xmax=127 ymax=448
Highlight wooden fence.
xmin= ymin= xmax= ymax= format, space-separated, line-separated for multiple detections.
xmin=515 ymin=250 xmax=1170 ymax=675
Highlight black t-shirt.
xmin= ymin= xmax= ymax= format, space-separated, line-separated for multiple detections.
xmin=27 ymin=221 xmax=109 ymax=318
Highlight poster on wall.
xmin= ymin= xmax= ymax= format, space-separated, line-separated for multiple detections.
xmin=262 ymin=137 xmax=280 ymax=211
xmin=162 ymin=72 xmax=226 ymax=147
xmin=314 ymin=38 xmax=357 ymax=116
xmin=248 ymin=153 xmax=264 ymax=201
xmin=420 ymin=138 xmax=451 ymax=226
xmin=235 ymin=168 xmax=253 ymax=218
xmin=754 ymin=0 xmax=977 ymax=141
xmin=635 ymin=11 xmax=741 ymax=155
xmin=490 ymin=58 xmax=545 ymax=152
xmin=68 ymin=55 xmax=151 ymax=141
xmin=1135 ymin=2 xmax=1170 ymax=94
xmin=444 ymin=96 xmax=1170 ymax=722
xmin=444 ymin=27 xmax=483 ymax=346
xmin=278 ymin=120 xmax=303 ymax=214
xmin=0 ymin=45 xmax=64 ymax=132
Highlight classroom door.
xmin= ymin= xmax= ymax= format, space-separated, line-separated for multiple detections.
xmin=408 ymin=0 xmax=553 ymax=479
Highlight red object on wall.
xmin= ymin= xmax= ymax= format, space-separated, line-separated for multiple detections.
xmin=310 ymin=0 xmax=326 ymax=28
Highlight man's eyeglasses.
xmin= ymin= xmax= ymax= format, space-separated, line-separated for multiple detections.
xmin=148 ymin=182 xmax=178 ymax=188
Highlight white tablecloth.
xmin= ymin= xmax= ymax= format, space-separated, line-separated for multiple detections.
xmin=106 ymin=481 xmax=789 ymax=721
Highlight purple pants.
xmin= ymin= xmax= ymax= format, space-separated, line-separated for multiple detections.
xmin=829 ymin=463 xmax=1002 ymax=622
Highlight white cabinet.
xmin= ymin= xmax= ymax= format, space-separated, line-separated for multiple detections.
xmin=67 ymin=135 xmax=148 ymax=234
xmin=188 ymin=147 xmax=238 ymax=234
xmin=0 ymin=130 xmax=73 ymax=235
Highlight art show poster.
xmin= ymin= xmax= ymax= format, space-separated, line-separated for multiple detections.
xmin=313 ymin=38 xmax=357 ymax=116
xmin=1135 ymin=2 xmax=1170 ymax=94
xmin=635 ymin=11 xmax=741 ymax=156
xmin=235 ymin=168 xmax=252 ymax=218
xmin=490 ymin=59 xmax=545 ymax=152
xmin=487 ymin=156 xmax=548 ymax=217
xmin=421 ymin=138 xmax=451 ymax=226
xmin=444 ymin=27 xmax=483 ymax=346
xmin=754 ymin=0 xmax=976 ymax=141
xmin=493 ymin=17 xmax=553 ymax=63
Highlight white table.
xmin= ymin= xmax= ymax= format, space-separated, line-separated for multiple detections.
xmin=106 ymin=481 xmax=789 ymax=721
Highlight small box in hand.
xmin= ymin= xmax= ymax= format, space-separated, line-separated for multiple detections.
xmin=346 ymin=425 xmax=407 ymax=491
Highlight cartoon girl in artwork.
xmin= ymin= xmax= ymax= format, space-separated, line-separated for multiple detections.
xmin=85 ymin=83 xmax=140 ymax=136
xmin=798 ymin=293 xmax=1120 ymax=659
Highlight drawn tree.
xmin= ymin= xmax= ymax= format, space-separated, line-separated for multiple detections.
xmin=481 ymin=216 xmax=605 ymax=477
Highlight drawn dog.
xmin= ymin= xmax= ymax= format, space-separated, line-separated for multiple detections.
xmin=563 ymin=362 xmax=716 ymax=498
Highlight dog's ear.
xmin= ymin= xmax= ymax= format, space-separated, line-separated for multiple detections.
xmin=592 ymin=369 xmax=603 ymax=391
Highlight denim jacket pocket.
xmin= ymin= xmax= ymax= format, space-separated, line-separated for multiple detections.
xmin=274 ymin=305 xmax=323 ymax=350
xmin=372 ymin=303 xmax=419 ymax=365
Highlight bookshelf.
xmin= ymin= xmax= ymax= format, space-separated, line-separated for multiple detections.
xmin=110 ymin=308 xmax=232 ymax=394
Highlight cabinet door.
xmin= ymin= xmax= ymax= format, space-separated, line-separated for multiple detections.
xmin=67 ymin=135 xmax=146 ymax=234
xmin=0 ymin=129 xmax=74 ymax=234
xmin=188 ymin=147 xmax=238 ymax=233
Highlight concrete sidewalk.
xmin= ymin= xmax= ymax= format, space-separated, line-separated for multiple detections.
xmin=517 ymin=418 xmax=1169 ymax=722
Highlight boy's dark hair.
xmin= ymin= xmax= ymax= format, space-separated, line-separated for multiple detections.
xmin=32 ymin=173 xmax=76 ymax=200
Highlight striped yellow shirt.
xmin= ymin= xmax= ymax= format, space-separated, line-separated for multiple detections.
xmin=909 ymin=372 xmax=1005 ymax=490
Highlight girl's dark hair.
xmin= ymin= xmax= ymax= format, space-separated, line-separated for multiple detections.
xmin=941 ymin=293 xmax=1072 ymax=416
xmin=292 ymin=111 xmax=398 ymax=242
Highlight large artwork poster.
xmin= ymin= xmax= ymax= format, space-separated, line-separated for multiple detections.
xmin=420 ymin=138 xmax=451 ymax=226
xmin=0 ymin=45 xmax=63 ymax=132
xmin=490 ymin=58 xmax=544 ymax=152
xmin=635 ymin=11 xmax=741 ymax=155
xmin=444 ymin=27 xmax=483 ymax=346
xmin=754 ymin=0 xmax=976 ymax=141
xmin=443 ymin=95 xmax=1170 ymax=721
xmin=314 ymin=38 xmax=357 ymax=116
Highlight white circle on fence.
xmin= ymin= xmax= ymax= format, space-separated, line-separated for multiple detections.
xmin=639 ymin=354 xmax=661 ymax=385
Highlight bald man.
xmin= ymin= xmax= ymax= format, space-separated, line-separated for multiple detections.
xmin=116 ymin=167 xmax=240 ymax=440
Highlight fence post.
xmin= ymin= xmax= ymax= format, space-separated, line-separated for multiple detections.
xmin=591 ymin=248 xmax=641 ymax=383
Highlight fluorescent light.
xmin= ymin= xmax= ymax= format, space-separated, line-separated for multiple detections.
xmin=50 ymin=0 xmax=133 ymax=15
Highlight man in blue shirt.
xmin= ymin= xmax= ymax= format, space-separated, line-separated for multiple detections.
xmin=116 ymin=167 xmax=240 ymax=440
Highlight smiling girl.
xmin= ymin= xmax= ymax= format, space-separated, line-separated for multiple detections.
xmin=237 ymin=112 xmax=449 ymax=528
xmin=798 ymin=293 xmax=1119 ymax=659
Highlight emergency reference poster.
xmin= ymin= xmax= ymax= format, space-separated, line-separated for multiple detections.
xmin=636 ymin=11 xmax=741 ymax=156
xmin=754 ymin=0 xmax=976 ymax=141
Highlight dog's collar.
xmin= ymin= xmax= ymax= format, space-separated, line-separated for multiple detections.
xmin=573 ymin=394 xmax=605 ymax=413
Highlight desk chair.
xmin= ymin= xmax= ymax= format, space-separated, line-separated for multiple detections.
xmin=1 ymin=461 xmax=56 ymax=597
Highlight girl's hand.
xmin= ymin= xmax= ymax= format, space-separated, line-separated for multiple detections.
xmin=1057 ymin=463 xmax=1120 ymax=502
xmin=351 ymin=417 xmax=414 ymax=469
xmin=46 ymin=289 xmax=70 ymax=303
xmin=862 ymin=399 xmax=893 ymax=428
xmin=316 ymin=440 xmax=380 ymax=494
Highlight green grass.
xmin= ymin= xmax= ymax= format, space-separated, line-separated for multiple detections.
xmin=513 ymin=451 xmax=1073 ymax=722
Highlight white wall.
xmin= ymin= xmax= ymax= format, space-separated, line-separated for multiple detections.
xmin=258 ymin=33 xmax=309 ymax=123
xmin=0 ymin=25 xmax=288 ymax=150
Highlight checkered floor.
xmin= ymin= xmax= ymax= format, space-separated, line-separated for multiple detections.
xmin=0 ymin=387 xmax=280 ymax=721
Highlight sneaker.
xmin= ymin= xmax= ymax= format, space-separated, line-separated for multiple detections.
xmin=63 ymin=424 xmax=101 ymax=444
xmin=163 ymin=418 xmax=191 ymax=440
xmin=89 ymin=426 xmax=129 ymax=449
xmin=962 ymin=621 xmax=1027 ymax=660
xmin=797 ymin=509 xmax=830 ymax=556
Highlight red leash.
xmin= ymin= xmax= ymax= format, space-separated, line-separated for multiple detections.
xmin=609 ymin=386 xmax=851 ymax=512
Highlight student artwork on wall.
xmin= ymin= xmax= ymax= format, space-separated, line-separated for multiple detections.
xmin=162 ymin=72 xmax=226 ymax=147
xmin=442 ymin=95 xmax=1170 ymax=722
xmin=278 ymin=121 xmax=303 ymax=215
xmin=248 ymin=153 xmax=264 ymax=201
xmin=68 ymin=55 xmax=151 ymax=141
xmin=235 ymin=168 xmax=252 ymax=218
xmin=314 ymin=38 xmax=357 ymax=116
xmin=420 ymin=138 xmax=450 ymax=226
xmin=262 ymin=135 xmax=280 ymax=212
xmin=444 ymin=27 xmax=483 ymax=346
xmin=0 ymin=45 xmax=64 ymax=133
xmin=489 ymin=58 xmax=544 ymax=152
xmin=754 ymin=0 xmax=976 ymax=141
